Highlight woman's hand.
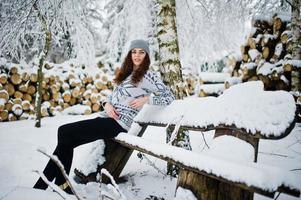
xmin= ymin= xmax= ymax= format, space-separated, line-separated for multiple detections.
xmin=104 ymin=103 xmax=119 ymax=120
xmin=130 ymin=96 xmax=149 ymax=110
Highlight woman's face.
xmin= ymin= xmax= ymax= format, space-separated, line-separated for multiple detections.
xmin=131 ymin=48 xmax=146 ymax=68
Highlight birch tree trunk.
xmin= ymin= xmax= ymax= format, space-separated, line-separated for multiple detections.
xmin=156 ymin=0 xmax=191 ymax=177
xmin=291 ymin=0 xmax=301 ymax=92
xmin=34 ymin=3 xmax=52 ymax=127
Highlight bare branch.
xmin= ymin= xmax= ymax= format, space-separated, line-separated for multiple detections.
xmin=258 ymin=151 xmax=294 ymax=158
xmin=201 ymin=131 xmax=210 ymax=149
xmin=284 ymin=0 xmax=293 ymax=7
xmin=286 ymin=137 xmax=301 ymax=148
xmin=274 ymin=192 xmax=282 ymax=200
xmin=194 ymin=0 xmax=211 ymax=18
xmin=137 ymin=152 xmax=167 ymax=176
xmin=184 ymin=0 xmax=196 ymax=23
xmin=166 ymin=115 xmax=184 ymax=145
xmin=100 ymin=168 xmax=126 ymax=199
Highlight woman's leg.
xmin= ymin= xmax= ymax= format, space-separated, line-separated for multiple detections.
xmin=34 ymin=117 xmax=126 ymax=189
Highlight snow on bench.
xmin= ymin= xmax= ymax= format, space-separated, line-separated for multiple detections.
xmin=114 ymin=133 xmax=300 ymax=198
xmin=88 ymin=81 xmax=298 ymax=199
xmin=135 ymin=81 xmax=296 ymax=139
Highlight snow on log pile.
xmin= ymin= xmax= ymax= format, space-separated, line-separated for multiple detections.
xmin=197 ymin=72 xmax=231 ymax=97
xmin=228 ymin=13 xmax=301 ymax=91
xmin=0 ymin=62 xmax=113 ymax=122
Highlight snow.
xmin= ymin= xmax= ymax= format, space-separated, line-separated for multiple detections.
xmin=207 ymin=135 xmax=254 ymax=162
xmin=275 ymin=13 xmax=291 ymax=22
xmin=12 ymin=104 xmax=23 ymax=116
xmin=115 ymin=133 xmax=300 ymax=193
xmin=257 ymin=62 xmax=283 ymax=76
xmin=242 ymin=62 xmax=257 ymax=70
xmin=249 ymin=49 xmax=260 ymax=61
xmin=198 ymin=72 xmax=230 ymax=83
xmin=0 ymin=114 xmax=177 ymax=199
xmin=136 ymin=81 xmax=296 ymax=137
xmin=0 ymin=98 xmax=7 ymax=105
xmin=262 ymin=34 xmax=276 ymax=44
xmin=199 ymin=84 xmax=225 ymax=95
xmin=285 ymin=60 xmax=301 ymax=68
xmin=62 ymin=105 xmax=92 ymax=115
xmin=275 ymin=43 xmax=283 ymax=57
xmin=0 ymin=106 xmax=300 ymax=199
xmin=225 ymin=76 xmax=242 ymax=86
xmin=42 ymin=101 xmax=51 ymax=109
xmin=174 ymin=187 xmax=197 ymax=200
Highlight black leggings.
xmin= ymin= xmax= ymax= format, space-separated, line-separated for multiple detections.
xmin=33 ymin=117 xmax=126 ymax=189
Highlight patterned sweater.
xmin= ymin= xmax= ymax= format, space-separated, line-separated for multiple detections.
xmin=101 ymin=71 xmax=175 ymax=131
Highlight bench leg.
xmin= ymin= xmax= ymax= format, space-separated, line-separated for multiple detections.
xmin=177 ymin=170 xmax=218 ymax=200
xmin=74 ymin=125 xmax=148 ymax=184
xmin=99 ymin=124 xmax=148 ymax=183
xmin=177 ymin=170 xmax=253 ymax=200
xmin=97 ymin=139 xmax=135 ymax=183
xmin=218 ymin=181 xmax=253 ymax=200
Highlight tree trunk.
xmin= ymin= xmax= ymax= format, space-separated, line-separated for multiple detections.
xmin=156 ymin=0 xmax=191 ymax=177
xmin=291 ymin=0 xmax=301 ymax=92
xmin=34 ymin=2 xmax=52 ymax=127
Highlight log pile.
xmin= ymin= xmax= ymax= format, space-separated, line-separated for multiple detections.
xmin=229 ymin=14 xmax=300 ymax=91
xmin=0 ymin=65 xmax=113 ymax=122
xmin=196 ymin=72 xmax=232 ymax=97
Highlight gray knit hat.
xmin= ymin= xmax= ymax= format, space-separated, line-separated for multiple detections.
xmin=129 ymin=39 xmax=150 ymax=55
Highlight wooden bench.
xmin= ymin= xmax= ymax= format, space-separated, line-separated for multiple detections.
xmin=76 ymin=81 xmax=300 ymax=199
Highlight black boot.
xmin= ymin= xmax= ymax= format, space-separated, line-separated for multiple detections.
xmin=33 ymin=177 xmax=48 ymax=190
xmin=33 ymin=149 xmax=59 ymax=190
xmin=59 ymin=182 xmax=74 ymax=195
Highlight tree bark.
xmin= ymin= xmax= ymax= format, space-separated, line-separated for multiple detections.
xmin=291 ymin=0 xmax=301 ymax=92
xmin=34 ymin=2 xmax=52 ymax=127
xmin=156 ymin=0 xmax=191 ymax=177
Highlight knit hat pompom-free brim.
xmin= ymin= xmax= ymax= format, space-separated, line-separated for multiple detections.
xmin=129 ymin=39 xmax=150 ymax=55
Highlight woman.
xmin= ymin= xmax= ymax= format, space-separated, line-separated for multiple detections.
xmin=33 ymin=39 xmax=175 ymax=194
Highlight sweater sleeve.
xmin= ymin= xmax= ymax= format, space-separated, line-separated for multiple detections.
xmin=147 ymin=72 xmax=175 ymax=106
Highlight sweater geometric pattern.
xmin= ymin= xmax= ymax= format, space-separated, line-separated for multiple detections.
xmin=102 ymin=71 xmax=175 ymax=130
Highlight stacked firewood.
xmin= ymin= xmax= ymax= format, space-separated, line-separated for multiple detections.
xmin=0 ymin=65 xmax=113 ymax=122
xmin=229 ymin=14 xmax=300 ymax=90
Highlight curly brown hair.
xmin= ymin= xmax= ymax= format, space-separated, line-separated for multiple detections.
xmin=114 ymin=51 xmax=150 ymax=85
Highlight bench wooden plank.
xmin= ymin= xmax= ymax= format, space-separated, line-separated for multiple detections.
xmin=114 ymin=133 xmax=301 ymax=198
xmin=135 ymin=120 xmax=296 ymax=140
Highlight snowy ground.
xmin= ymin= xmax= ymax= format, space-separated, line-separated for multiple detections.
xmin=0 ymin=112 xmax=300 ymax=199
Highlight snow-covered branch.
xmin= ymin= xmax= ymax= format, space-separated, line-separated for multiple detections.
xmin=32 ymin=170 xmax=68 ymax=199
xmin=0 ymin=0 xmax=95 ymax=66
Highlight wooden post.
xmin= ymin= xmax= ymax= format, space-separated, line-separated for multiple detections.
xmin=176 ymin=170 xmax=218 ymax=200
xmin=74 ymin=125 xmax=148 ymax=183
xmin=176 ymin=170 xmax=253 ymax=200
